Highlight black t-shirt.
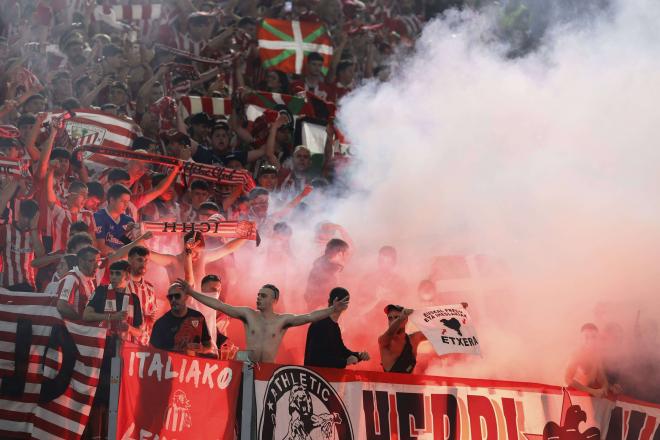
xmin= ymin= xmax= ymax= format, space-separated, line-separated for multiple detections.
xmin=88 ymin=285 xmax=143 ymax=358
xmin=304 ymin=317 xmax=359 ymax=369
xmin=149 ymin=308 xmax=211 ymax=353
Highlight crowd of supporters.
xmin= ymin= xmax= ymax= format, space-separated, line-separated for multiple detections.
xmin=0 ymin=0 xmax=657 ymax=437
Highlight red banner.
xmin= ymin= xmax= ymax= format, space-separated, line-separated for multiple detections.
xmin=117 ymin=343 xmax=242 ymax=440
xmin=254 ymin=363 xmax=660 ymax=440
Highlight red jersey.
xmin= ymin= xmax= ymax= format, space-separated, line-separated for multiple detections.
xmin=127 ymin=277 xmax=157 ymax=345
xmin=56 ymin=267 xmax=97 ymax=319
xmin=50 ymin=206 xmax=96 ymax=252
xmin=0 ymin=224 xmax=38 ymax=288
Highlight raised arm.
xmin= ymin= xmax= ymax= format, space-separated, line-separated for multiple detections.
xmin=29 ymin=212 xmax=45 ymax=258
xmin=264 ymin=115 xmax=289 ymax=168
xmin=146 ymin=248 xmax=179 ymax=267
xmin=175 ymin=278 xmax=251 ymax=320
xmin=132 ymin=164 xmax=182 ymax=208
xmin=378 ymin=309 xmax=413 ymax=346
xmin=283 ymin=297 xmax=348 ymax=327
xmin=106 ymin=231 xmax=154 ymax=263
xmin=24 ymin=112 xmax=48 ymax=161
xmin=204 ymin=237 xmax=248 ymax=262
xmin=35 ymin=123 xmax=59 ymax=180
xmin=272 ymin=185 xmax=313 ymax=219
xmin=45 ymin=168 xmax=57 ymax=208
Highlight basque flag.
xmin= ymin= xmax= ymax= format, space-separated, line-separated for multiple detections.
xmin=258 ymin=19 xmax=333 ymax=75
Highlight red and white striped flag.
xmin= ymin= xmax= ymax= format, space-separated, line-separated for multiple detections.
xmin=73 ymin=132 xmax=99 ymax=149
xmin=0 ymin=157 xmax=31 ymax=178
xmin=48 ymin=108 xmax=141 ymax=170
xmin=93 ymin=4 xmax=162 ymax=32
xmin=0 ymin=290 xmax=107 ymax=439
xmin=178 ymin=96 xmax=232 ymax=119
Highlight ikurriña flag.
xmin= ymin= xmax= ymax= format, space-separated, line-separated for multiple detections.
xmin=0 ymin=289 xmax=107 ymax=439
xmin=243 ymin=91 xmax=336 ymax=122
xmin=258 ymin=19 xmax=333 ymax=75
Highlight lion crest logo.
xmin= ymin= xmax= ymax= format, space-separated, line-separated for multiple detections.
xmin=164 ymin=389 xmax=192 ymax=433
xmin=259 ymin=366 xmax=353 ymax=440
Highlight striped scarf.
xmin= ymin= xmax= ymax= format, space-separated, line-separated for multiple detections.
xmin=104 ymin=288 xmax=135 ymax=334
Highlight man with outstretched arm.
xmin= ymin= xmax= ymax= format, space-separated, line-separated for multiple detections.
xmin=379 ymin=305 xmax=427 ymax=374
xmin=173 ymin=279 xmax=349 ymax=362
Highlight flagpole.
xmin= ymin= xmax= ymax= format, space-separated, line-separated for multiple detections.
xmin=107 ymin=338 xmax=122 ymax=440
xmin=239 ymin=351 xmax=256 ymax=440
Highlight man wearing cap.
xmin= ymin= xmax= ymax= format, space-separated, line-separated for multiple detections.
xmin=174 ymin=12 xmax=215 ymax=56
xmin=379 ymin=305 xmax=427 ymax=374
xmin=279 ymin=145 xmax=313 ymax=194
xmin=186 ymin=112 xmax=214 ymax=161
xmin=101 ymin=43 xmax=125 ymax=77
xmin=289 ymin=52 xmax=333 ymax=100
xmin=163 ymin=130 xmax=193 ymax=160
xmin=22 ymin=94 xmax=46 ymax=114
xmin=50 ymin=71 xmax=73 ymax=108
xmin=107 ymin=81 xmax=131 ymax=116
xmin=304 ymin=287 xmax=369 ymax=368
xmin=257 ymin=164 xmax=279 ymax=192
xmin=0 ymin=126 xmax=22 ymax=160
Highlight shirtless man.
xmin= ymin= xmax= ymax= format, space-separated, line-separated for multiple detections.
xmin=379 ymin=305 xmax=427 ymax=374
xmin=565 ymin=323 xmax=609 ymax=397
xmin=173 ymin=279 xmax=349 ymax=362
xmin=150 ymin=231 xmax=247 ymax=281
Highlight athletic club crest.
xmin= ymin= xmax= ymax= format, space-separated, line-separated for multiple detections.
xmin=164 ymin=389 xmax=192 ymax=433
xmin=65 ymin=121 xmax=106 ymax=147
xmin=259 ymin=366 xmax=354 ymax=440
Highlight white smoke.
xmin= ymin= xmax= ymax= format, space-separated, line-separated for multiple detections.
xmin=331 ymin=0 xmax=660 ymax=383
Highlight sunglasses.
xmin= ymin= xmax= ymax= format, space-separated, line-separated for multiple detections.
xmin=167 ymin=293 xmax=182 ymax=301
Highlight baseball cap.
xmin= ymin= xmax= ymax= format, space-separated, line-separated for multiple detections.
xmin=102 ymin=43 xmax=123 ymax=58
xmin=257 ymin=164 xmax=278 ymax=177
xmin=23 ymin=94 xmax=46 ymax=105
xmin=162 ymin=130 xmax=191 ymax=146
xmin=132 ymin=136 xmax=158 ymax=150
xmin=185 ymin=112 xmax=213 ymax=126
xmin=110 ymin=81 xmax=129 ymax=93
xmin=384 ymin=304 xmax=404 ymax=314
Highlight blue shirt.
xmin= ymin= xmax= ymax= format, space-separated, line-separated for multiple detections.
xmin=94 ymin=208 xmax=134 ymax=250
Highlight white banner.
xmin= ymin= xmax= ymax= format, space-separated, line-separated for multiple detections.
xmin=254 ymin=363 xmax=660 ymax=440
xmin=410 ymin=304 xmax=481 ymax=356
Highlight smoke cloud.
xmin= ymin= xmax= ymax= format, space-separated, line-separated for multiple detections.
xmin=327 ymin=0 xmax=660 ymax=384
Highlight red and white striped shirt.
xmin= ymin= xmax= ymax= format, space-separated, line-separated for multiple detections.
xmin=0 ymin=224 xmax=37 ymax=288
xmin=50 ymin=206 xmax=96 ymax=252
xmin=127 ymin=277 xmax=156 ymax=345
xmin=56 ymin=267 xmax=97 ymax=319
